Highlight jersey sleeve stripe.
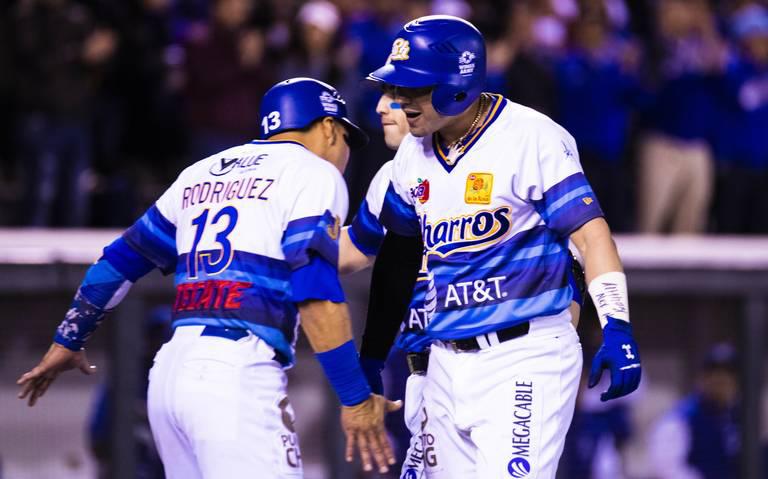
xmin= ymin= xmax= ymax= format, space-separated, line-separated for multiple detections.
xmin=102 ymin=237 xmax=156 ymax=282
xmin=380 ymin=183 xmax=421 ymax=237
xmin=349 ymin=199 xmax=386 ymax=256
xmin=544 ymin=185 xmax=594 ymax=218
xmin=123 ymin=205 xmax=178 ymax=274
xmin=533 ymin=173 xmax=604 ymax=237
xmin=281 ymin=211 xmax=340 ymax=270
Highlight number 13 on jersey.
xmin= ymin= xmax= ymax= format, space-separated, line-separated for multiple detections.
xmin=187 ymin=206 xmax=239 ymax=279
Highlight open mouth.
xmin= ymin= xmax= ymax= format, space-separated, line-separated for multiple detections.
xmin=405 ymin=110 xmax=422 ymax=120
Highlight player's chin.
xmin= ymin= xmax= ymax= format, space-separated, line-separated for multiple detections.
xmin=408 ymin=126 xmax=429 ymax=138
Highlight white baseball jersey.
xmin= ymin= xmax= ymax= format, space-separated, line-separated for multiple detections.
xmin=124 ymin=140 xmax=348 ymax=365
xmin=350 ymin=94 xmax=603 ymax=341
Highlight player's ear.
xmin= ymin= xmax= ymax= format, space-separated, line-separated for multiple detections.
xmin=320 ymin=117 xmax=337 ymax=146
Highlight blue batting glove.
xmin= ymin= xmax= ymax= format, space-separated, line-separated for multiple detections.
xmin=588 ymin=317 xmax=642 ymax=402
xmin=359 ymin=356 xmax=385 ymax=395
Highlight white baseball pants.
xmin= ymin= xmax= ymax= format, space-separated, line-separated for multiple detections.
xmin=418 ymin=313 xmax=582 ymax=478
xmin=147 ymin=325 xmax=303 ymax=479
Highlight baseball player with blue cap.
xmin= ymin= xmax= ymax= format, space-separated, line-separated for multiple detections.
xmin=339 ymin=16 xmax=642 ymax=478
xmin=18 ymin=77 xmax=402 ymax=478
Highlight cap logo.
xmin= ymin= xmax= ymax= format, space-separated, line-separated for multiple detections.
xmin=459 ymin=50 xmax=476 ymax=75
xmin=388 ymin=38 xmax=411 ymax=62
xmin=319 ymin=91 xmax=339 ymax=114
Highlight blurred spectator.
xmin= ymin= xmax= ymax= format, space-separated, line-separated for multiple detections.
xmin=649 ymin=343 xmax=741 ymax=479
xmin=279 ymin=0 xmax=343 ymax=85
xmin=713 ymin=3 xmax=768 ymax=233
xmin=485 ymin=2 xmax=559 ymax=117
xmin=637 ymin=0 xmax=726 ymax=233
xmin=89 ymin=306 xmax=172 ymax=479
xmin=554 ymin=2 xmax=645 ymax=231
xmin=89 ymin=0 xmax=186 ymax=226
xmin=341 ymin=0 xmax=425 ymax=215
xmin=0 ymin=8 xmax=16 ymax=225
xmin=559 ymin=376 xmax=635 ymax=479
xmin=10 ymin=0 xmax=118 ymax=226
xmin=182 ymin=0 xmax=273 ymax=160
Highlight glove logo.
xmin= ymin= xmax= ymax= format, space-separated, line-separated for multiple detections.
xmin=507 ymin=457 xmax=530 ymax=478
xmin=622 ymin=344 xmax=635 ymax=360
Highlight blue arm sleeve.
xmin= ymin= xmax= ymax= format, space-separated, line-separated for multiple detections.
xmin=290 ymin=255 xmax=345 ymax=303
xmin=54 ymin=237 xmax=156 ymax=351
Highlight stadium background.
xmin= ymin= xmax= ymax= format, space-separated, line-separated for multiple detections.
xmin=0 ymin=0 xmax=767 ymax=478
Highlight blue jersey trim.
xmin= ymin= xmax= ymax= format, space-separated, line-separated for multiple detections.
xmin=431 ymin=94 xmax=507 ymax=173
xmin=173 ymin=317 xmax=295 ymax=366
xmin=250 ymin=139 xmax=308 ymax=150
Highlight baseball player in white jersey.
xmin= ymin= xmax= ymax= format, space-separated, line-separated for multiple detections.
xmin=17 ymin=77 xmax=402 ymax=478
xmin=340 ymin=16 xmax=642 ymax=478
xmin=361 ymin=94 xmax=587 ymax=479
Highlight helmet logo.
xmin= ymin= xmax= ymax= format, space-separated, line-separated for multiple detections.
xmin=319 ymin=91 xmax=340 ymax=114
xmin=388 ymin=38 xmax=411 ymax=62
xmin=459 ymin=51 xmax=476 ymax=75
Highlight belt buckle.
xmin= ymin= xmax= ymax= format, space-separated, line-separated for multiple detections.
xmin=406 ymin=352 xmax=429 ymax=375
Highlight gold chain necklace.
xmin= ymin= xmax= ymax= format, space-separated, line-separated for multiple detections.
xmin=443 ymin=93 xmax=489 ymax=165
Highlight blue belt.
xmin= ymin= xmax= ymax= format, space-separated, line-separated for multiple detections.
xmin=200 ymin=325 xmax=249 ymax=341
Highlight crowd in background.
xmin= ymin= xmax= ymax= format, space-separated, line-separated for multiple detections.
xmin=1 ymin=0 xmax=767 ymax=233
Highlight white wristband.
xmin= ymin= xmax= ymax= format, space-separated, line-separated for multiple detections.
xmin=587 ymin=271 xmax=629 ymax=328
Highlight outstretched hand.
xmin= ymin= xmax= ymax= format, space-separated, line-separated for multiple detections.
xmin=17 ymin=343 xmax=97 ymax=406
xmin=341 ymin=394 xmax=402 ymax=473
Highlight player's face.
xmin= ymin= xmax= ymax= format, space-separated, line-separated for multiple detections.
xmin=376 ymin=93 xmax=409 ymax=150
xmin=383 ymin=85 xmax=451 ymax=138
xmin=329 ymin=121 xmax=351 ymax=172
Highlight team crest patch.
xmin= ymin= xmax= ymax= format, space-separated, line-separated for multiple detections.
xmin=411 ymin=178 xmax=430 ymax=204
xmin=389 ymin=38 xmax=410 ymax=62
xmin=326 ymin=215 xmax=341 ymax=240
xmin=465 ymin=173 xmax=493 ymax=204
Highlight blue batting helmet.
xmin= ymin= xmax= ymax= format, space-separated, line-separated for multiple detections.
xmin=259 ymin=77 xmax=368 ymax=149
xmin=367 ymin=15 xmax=486 ymax=116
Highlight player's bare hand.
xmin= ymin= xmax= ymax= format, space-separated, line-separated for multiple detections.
xmin=341 ymin=394 xmax=402 ymax=473
xmin=17 ymin=343 xmax=97 ymax=406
